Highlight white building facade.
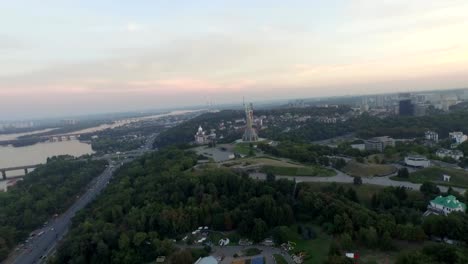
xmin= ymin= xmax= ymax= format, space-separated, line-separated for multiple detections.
xmin=404 ymin=155 xmax=430 ymax=168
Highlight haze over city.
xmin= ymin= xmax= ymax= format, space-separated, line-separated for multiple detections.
xmin=2 ymin=0 xmax=468 ymax=119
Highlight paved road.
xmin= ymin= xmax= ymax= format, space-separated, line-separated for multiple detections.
xmin=6 ymin=134 xmax=157 ymax=264
xmin=8 ymin=163 xmax=118 ymax=264
xmin=250 ymin=170 xmax=466 ymax=194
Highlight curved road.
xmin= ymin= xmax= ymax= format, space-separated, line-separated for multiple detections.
xmin=250 ymin=169 xmax=466 ymax=194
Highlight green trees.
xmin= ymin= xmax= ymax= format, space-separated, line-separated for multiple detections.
xmin=353 ymin=176 xmax=363 ymax=185
xmin=48 ymin=147 xmax=466 ymax=263
xmin=53 ymin=149 xmax=296 ymax=263
xmin=396 ymin=244 xmax=464 ymax=264
xmin=397 ymin=168 xmax=409 ymax=178
xmin=272 ymin=226 xmax=290 ymax=245
xmin=420 ymin=182 xmax=440 ymax=197
xmin=266 ymin=171 xmax=276 ymax=182
xmin=0 ymin=157 xmax=106 ymax=261
xmin=252 ymin=218 xmax=268 ymax=242
xmin=333 ymin=158 xmax=347 ymax=170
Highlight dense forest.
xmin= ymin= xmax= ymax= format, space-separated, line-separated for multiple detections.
xmin=0 ymin=157 xmax=106 ymax=260
xmin=351 ymin=110 xmax=468 ymax=139
xmin=51 ymin=148 xmax=468 ymax=264
xmin=274 ymin=109 xmax=468 ymax=142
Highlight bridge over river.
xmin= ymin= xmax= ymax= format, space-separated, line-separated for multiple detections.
xmin=0 ymin=164 xmax=40 ymax=180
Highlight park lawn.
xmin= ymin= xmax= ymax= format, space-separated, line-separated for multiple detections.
xmin=283 ymin=225 xmax=332 ymax=264
xmin=304 ymin=182 xmax=423 ymax=207
xmin=391 ymin=167 xmax=468 ymax=188
xmin=234 ymin=143 xmax=254 ymax=155
xmin=273 ymin=254 xmax=287 ymax=264
xmin=343 ymin=161 xmax=397 ymax=177
xmin=359 ymin=240 xmax=433 ymax=264
xmin=262 ymin=165 xmax=336 ymax=177
xmin=223 ymin=156 xmax=336 ymax=177
xmin=294 ymin=229 xmax=332 ymax=264
xmin=240 ymin=157 xmax=304 ymax=167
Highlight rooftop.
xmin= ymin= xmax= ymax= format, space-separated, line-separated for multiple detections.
xmin=194 ymin=256 xmax=218 ymax=264
xmin=431 ymin=195 xmax=466 ymax=210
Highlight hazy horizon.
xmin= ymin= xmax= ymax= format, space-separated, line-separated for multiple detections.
xmin=2 ymin=0 xmax=468 ymax=119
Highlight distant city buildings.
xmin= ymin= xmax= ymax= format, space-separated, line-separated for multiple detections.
xmin=317 ymin=116 xmax=337 ymax=124
xmin=364 ymin=136 xmax=395 ymax=152
xmin=0 ymin=121 xmax=36 ymax=131
xmin=425 ymin=131 xmax=439 ymax=142
xmin=436 ymin=149 xmax=464 ymax=161
xmin=399 ymin=99 xmax=414 ymax=116
xmin=61 ymin=119 xmax=78 ymax=126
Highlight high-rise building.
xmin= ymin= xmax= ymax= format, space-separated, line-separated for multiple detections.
xmin=414 ymin=104 xmax=427 ymax=116
xmin=242 ymin=103 xmax=259 ymax=142
xmin=399 ymin=99 xmax=414 ymax=116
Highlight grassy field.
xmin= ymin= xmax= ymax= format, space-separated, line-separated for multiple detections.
xmin=227 ymin=157 xmax=303 ymax=167
xmin=279 ymin=225 xmax=332 ymax=264
xmin=273 ymin=254 xmax=287 ymax=264
xmin=391 ymin=167 xmax=468 ymax=188
xmin=304 ymin=182 xmax=423 ymax=206
xmin=234 ymin=143 xmax=255 ymax=155
xmin=359 ymin=240 xmax=435 ymax=264
xmin=262 ymin=165 xmax=336 ymax=177
xmin=223 ymin=157 xmax=336 ymax=177
xmin=343 ymin=161 xmax=397 ymax=177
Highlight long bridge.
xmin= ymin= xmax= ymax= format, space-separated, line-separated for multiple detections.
xmin=1 ymin=164 xmax=41 ymax=180
xmin=40 ymin=134 xmax=81 ymax=142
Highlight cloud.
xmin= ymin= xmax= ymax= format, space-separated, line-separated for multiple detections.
xmin=124 ymin=22 xmax=145 ymax=32
xmin=0 ymin=35 xmax=25 ymax=51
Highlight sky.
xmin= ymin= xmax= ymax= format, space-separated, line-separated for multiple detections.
xmin=1 ymin=0 xmax=468 ymax=120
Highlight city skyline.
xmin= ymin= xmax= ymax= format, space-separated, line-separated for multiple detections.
xmin=1 ymin=0 xmax=468 ymax=119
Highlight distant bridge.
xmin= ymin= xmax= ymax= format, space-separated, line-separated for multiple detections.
xmin=1 ymin=164 xmax=41 ymax=180
xmin=39 ymin=134 xmax=81 ymax=142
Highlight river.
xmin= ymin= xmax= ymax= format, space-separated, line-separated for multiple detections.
xmin=0 ymin=128 xmax=57 ymax=141
xmin=0 ymin=109 xmax=200 ymax=176
xmin=0 ymin=140 xmax=94 ymax=174
xmin=61 ymin=110 xmax=196 ymax=135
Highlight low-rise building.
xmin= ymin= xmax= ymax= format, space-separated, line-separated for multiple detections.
xmin=194 ymin=256 xmax=218 ymax=264
xmin=350 ymin=143 xmax=365 ymax=151
xmin=364 ymin=136 xmax=395 ymax=152
xmin=436 ymin=148 xmax=464 ymax=161
xmin=425 ymin=131 xmax=439 ymax=142
xmin=449 ymin=132 xmax=467 ymax=145
xmin=405 ymin=155 xmax=430 ymax=168
xmin=428 ymin=195 xmax=466 ymax=215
